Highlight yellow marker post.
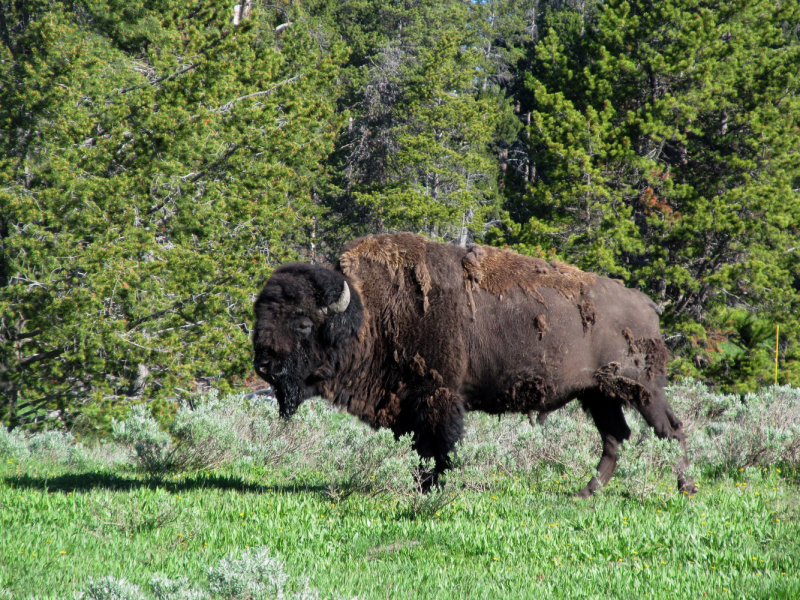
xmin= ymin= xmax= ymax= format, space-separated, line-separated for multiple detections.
xmin=775 ymin=325 xmax=779 ymax=386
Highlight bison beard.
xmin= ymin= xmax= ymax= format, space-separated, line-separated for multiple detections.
xmin=252 ymin=233 xmax=697 ymax=497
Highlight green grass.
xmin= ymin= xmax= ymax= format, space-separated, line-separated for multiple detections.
xmin=2 ymin=459 xmax=798 ymax=599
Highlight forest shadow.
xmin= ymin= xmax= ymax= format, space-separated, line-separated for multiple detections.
xmin=4 ymin=471 xmax=329 ymax=495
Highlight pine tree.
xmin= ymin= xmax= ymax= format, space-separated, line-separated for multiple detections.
xmin=500 ymin=0 xmax=800 ymax=390
xmin=0 ymin=0 xmax=344 ymax=428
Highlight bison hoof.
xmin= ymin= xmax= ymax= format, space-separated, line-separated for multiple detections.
xmin=678 ymin=476 xmax=698 ymax=496
xmin=575 ymin=477 xmax=600 ymax=498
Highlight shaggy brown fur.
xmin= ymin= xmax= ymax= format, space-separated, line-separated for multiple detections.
xmin=252 ymin=233 xmax=696 ymax=496
xmin=462 ymin=244 xmax=594 ymax=305
xmin=341 ymin=232 xmax=433 ymax=312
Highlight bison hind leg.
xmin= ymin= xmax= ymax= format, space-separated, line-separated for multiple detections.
xmin=634 ymin=384 xmax=698 ymax=495
xmin=576 ymin=393 xmax=631 ymax=498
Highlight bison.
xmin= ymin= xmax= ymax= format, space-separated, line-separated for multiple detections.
xmin=252 ymin=233 xmax=696 ymax=496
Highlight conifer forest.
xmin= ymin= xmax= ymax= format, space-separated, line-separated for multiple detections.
xmin=2 ymin=0 xmax=800 ymax=430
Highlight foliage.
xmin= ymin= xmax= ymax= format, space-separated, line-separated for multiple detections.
xmin=312 ymin=0 xmax=520 ymax=248
xmin=75 ymin=548 xmax=332 ymax=600
xmin=2 ymin=0 xmax=800 ymax=427
xmin=207 ymin=547 xmax=288 ymax=600
xmin=0 ymin=0 xmax=344 ymax=429
xmin=112 ymin=394 xmax=247 ymax=474
xmin=82 ymin=577 xmax=149 ymax=600
xmin=2 ymin=382 xmax=799 ymax=599
xmin=499 ymin=0 xmax=800 ymax=390
xmin=670 ymin=379 xmax=800 ymax=472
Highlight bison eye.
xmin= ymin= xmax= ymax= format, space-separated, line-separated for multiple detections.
xmin=296 ymin=319 xmax=313 ymax=336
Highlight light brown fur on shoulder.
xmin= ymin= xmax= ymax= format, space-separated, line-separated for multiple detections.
xmin=462 ymin=244 xmax=594 ymax=303
xmin=340 ymin=233 xmax=433 ymax=311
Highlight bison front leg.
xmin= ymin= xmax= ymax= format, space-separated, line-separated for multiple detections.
xmin=410 ymin=387 xmax=466 ymax=492
xmin=576 ymin=396 xmax=632 ymax=498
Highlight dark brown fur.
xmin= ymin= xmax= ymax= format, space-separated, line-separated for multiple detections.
xmin=252 ymin=234 xmax=696 ymax=496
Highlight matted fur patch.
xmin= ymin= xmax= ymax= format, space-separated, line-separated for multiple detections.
xmin=462 ymin=244 xmax=594 ymax=304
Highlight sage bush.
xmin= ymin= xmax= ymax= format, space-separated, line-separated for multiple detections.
xmin=5 ymin=380 xmax=799 ymax=491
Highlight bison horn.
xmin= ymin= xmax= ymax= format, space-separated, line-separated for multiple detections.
xmin=327 ymin=281 xmax=350 ymax=314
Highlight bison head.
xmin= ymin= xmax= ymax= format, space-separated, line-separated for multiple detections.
xmin=252 ymin=263 xmax=363 ymax=418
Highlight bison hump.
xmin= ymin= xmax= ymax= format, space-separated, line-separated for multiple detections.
xmin=462 ymin=244 xmax=594 ymax=302
xmin=339 ymin=233 xmax=432 ymax=311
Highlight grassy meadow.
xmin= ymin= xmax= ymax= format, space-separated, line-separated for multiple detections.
xmin=1 ymin=381 xmax=799 ymax=599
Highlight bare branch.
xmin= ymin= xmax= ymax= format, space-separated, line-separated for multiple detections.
xmin=212 ymin=74 xmax=303 ymax=113
xmin=18 ymin=348 xmax=65 ymax=368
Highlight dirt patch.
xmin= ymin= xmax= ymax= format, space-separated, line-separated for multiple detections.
xmin=533 ymin=314 xmax=548 ymax=339
xmin=579 ymin=300 xmax=596 ymax=334
xmin=622 ymin=328 xmax=669 ymax=380
xmin=595 ymin=367 xmax=653 ymax=407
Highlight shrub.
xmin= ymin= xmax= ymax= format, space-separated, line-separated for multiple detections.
xmin=243 ymin=399 xmax=334 ymax=469
xmin=80 ymin=548 xmax=343 ymax=600
xmin=615 ymin=417 xmax=687 ymax=499
xmin=0 ymin=427 xmax=29 ymax=460
xmin=207 ymin=547 xmax=289 ymax=600
xmin=80 ymin=577 xmax=147 ymax=600
xmin=670 ymin=379 xmax=800 ymax=474
xmin=111 ymin=405 xmax=174 ymax=474
xmin=148 ymin=575 xmax=208 ymax=600
xmin=319 ymin=422 xmax=418 ymax=500
xmin=26 ymin=431 xmax=75 ymax=464
xmin=453 ymin=406 xmax=597 ymax=486
xmin=111 ymin=393 xmax=250 ymax=474
xmin=169 ymin=393 xmax=249 ymax=471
